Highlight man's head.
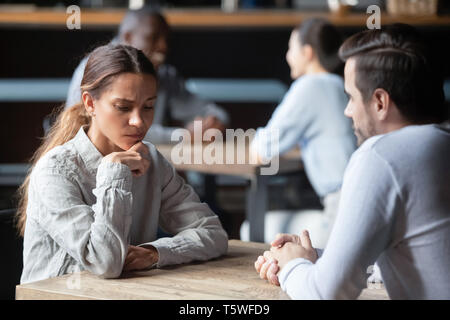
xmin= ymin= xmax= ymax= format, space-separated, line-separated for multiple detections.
xmin=339 ymin=24 xmax=448 ymax=146
xmin=118 ymin=8 xmax=170 ymax=69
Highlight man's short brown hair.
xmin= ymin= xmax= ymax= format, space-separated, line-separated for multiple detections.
xmin=339 ymin=24 xmax=448 ymax=124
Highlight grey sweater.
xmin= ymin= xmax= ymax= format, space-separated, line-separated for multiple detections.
xmin=279 ymin=123 xmax=450 ymax=299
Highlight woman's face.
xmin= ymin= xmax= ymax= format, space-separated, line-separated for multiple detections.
xmin=84 ymin=72 xmax=157 ymax=153
xmin=286 ymin=29 xmax=308 ymax=79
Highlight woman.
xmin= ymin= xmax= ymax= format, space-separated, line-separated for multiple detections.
xmin=244 ymin=18 xmax=357 ymax=248
xmin=17 ymin=44 xmax=228 ymax=284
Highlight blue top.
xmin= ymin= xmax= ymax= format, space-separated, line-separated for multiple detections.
xmin=251 ymin=73 xmax=356 ymax=197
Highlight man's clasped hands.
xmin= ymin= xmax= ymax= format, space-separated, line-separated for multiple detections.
xmin=254 ymin=230 xmax=319 ymax=286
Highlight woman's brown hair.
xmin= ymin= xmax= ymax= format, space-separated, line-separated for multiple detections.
xmin=16 ymin=44 xmax=157 ymax=236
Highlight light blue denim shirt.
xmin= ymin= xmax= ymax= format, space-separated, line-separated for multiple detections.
xmin=251 ymin=73 xmax=356 ymax=197
xmin=21 ymin=126 xmax=228 ymax=284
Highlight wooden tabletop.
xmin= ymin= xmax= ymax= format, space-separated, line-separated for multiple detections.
xmin=0 ymin=8 xmax=449 ymax=28
xmin=16 ymin=240 xmax=389 ymax=300
xmin=155 ymin=141 xmax=302 ymax=178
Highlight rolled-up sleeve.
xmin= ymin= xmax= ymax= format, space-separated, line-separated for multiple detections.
xmin=142 ymin=155 xmax=228 ymax=267
xmin=30 ymin=160 xmax=133 ymax=278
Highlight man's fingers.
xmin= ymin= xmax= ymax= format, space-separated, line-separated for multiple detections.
xmin=269 ymin=274 xmax=280 ymax=286
xmin=268 ymin=263 xmax=280 ymax=286
xmin=263 ymin=250 xmax=275 ymax=261
xmin=254 ymin=256 xmax=265 ymax=273
xmin=271 ymin=233 xmax=292 ymax=247
xmin=268 ymin=262 xmax=279 ymax=276
xmin=256 ymin=252 xmax=280 ymax=285
xmin=300 ymin=230 xmax=313 ymax=249
xmin=270 ymin=233 xmax=285 ymax=247
xmin=259 ymin=260 xmax=273 ymax=280
xmin=260 ymin=251 xmax=276 ymax=280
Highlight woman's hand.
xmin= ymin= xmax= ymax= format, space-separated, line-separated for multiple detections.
xmin=123 ymin=245 xmax=159 ymax=272
xmin=102 ymin=142 xmax=150 ymax=177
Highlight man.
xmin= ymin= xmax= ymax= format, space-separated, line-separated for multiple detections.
xmin=255 ymin=24 xmax=450 ymax=299
xmin=66 ymin=8 xmax=229 ymax=144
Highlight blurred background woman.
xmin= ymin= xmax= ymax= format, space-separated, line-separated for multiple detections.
xmin=244 ymin=18 xmax=356 ymax=248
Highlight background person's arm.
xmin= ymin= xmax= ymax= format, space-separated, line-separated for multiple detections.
xmin=166 ymin=68 xmax=230 ymax=127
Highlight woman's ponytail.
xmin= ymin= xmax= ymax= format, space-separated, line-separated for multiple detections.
xmin=16 ymin=102 xmax=90 ymax=236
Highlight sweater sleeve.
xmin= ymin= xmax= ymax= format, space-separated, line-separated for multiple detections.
xmin=278 ymin=146 xmax=400 ymax=299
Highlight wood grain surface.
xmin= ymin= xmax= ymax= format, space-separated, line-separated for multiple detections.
xmin=16 ymin=240 xmax=389 ymax=300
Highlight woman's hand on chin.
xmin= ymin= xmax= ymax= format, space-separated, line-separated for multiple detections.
xmin=102 ymin=141 xmax=151 ymax=177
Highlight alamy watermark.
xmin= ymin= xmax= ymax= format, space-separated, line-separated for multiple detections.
xmin=170 ymin=121 xmax=280 ymax=175
xmin=66 ymin=5 xmax=81 ymax=30
xmin=366 ymin=264 xmax=383 ymax=289
xmin=367 ymin=4 xmax=381 ymax=30
xmin=65 ymin=0 xmax=146 ymax=30
xmin=66 ymin=265 xmax=82 ymax=290
xmin=65 ymin=3 xmax=381 ymax=31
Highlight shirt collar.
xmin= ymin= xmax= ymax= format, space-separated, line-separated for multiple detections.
xmin=72 ymin=125 xmax=104 ymax=173
xmin=358 ymin=133 xmax=384 ymax=152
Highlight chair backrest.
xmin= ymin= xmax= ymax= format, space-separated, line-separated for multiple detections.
xmin=0 ymin=209 xmax=23 ymax=300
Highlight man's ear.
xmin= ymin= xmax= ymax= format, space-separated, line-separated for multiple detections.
xmin=82 ymin=91 xmax=95 ymax=116
xmin=372 ymin=88 xmax=391 ymax=121
xmin=302 ymin=44 xmax=314 ymax=62
xmin=122 ymin=31 xmax=133 ymax=45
